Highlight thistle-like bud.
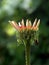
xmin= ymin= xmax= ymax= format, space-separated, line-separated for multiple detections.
xmin=8 ymin=19 xmax=40 ymax=46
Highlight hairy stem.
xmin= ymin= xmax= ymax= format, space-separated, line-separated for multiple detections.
xmin=25 ymin=42 xmax=30 ymax=65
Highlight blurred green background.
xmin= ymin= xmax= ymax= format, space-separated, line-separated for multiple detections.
xmin=0 ymin=0 xmax=49 ymax=65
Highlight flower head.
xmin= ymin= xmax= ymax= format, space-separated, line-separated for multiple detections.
xmin=8 ymin=19 xmax=40 ymax=45
xmin=9 ymin=19 xmax=40 ymax=32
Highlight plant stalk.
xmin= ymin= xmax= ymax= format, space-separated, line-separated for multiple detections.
xmin=25 ymin=42 xmax=30 ymax=65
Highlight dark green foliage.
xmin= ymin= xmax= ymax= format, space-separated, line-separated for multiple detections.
xmin=0 ymin=0 xmax=49 ymax=65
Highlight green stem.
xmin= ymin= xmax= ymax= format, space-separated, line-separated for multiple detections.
xmin=25 ymin=42 xmax=30 ymax=65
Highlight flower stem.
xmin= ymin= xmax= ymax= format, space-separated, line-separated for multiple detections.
xmin=25 ymin=42 xmax=30 ymax=65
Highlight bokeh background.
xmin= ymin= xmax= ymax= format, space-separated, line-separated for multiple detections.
xmin=0 ymin=0 xmax=49 ymax=65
